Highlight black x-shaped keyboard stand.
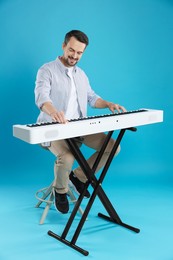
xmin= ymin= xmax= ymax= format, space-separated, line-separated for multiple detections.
xmin=48 ymin=127 xmax=140 ymax=256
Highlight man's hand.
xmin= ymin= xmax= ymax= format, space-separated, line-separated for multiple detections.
xmin=107 ymin=102 xmax=127 ymax=113
xmin=95 ymin=98 xmax=127 ymax=113
xmin=50 ymin=111 xmax=68 ymax=123
xmin=41 ymin=102 xmax=67 ymax=123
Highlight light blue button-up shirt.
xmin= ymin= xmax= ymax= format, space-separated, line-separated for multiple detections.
xmin=35 ymin=57 xmax=101 ymax=123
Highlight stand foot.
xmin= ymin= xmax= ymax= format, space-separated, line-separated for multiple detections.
xmin=48 ymin=230 xmax=89 ymax=256
xmin=98 ymin=213 xmax=140 ymax=233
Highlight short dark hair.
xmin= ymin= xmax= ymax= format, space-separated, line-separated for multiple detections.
xmin=64 ymin=30 xmax=89 ymax=46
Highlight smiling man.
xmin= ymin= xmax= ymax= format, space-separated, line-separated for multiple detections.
xmin=34 ymin=30 xmax=126 ymax=214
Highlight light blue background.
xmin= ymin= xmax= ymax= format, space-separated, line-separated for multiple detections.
xmin=0 ymin=1 xmax=173 ymax=259
xmin=0 ymin=0 xmax=172 ymax=179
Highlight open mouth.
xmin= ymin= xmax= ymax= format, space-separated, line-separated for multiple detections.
xmin=69 ymin=57 xmax=78 ymax=62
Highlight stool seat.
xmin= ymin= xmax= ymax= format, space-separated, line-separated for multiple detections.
xmin=35 ymin=182 xmax=84 ymax=224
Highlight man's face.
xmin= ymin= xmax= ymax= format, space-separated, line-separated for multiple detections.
xmin=62 ymin=36 xmax=86 ymax=67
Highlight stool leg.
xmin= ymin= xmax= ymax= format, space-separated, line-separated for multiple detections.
xmin=39 ymin=192 xmax=54 ymax=224
xmin=35 ymin=183 xmax=54 ymax=224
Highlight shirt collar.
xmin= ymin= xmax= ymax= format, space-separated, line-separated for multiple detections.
xmin=56 ymin=56 xmax=77 ymax=73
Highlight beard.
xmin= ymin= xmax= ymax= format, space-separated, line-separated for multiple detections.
xmin=64 ymin=56 xmax=78 ymax=67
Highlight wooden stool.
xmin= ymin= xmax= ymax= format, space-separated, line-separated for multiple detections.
xmin=35 ymin=181 xmax=84 ymax=224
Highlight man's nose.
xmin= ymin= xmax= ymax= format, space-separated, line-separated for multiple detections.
xmin=73 ymin=52 xmax=78 ymax=59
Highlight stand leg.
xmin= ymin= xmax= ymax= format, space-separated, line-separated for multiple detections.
xmin=48 ymin=230 xmax=89 ymax=256
xmin=98 ymin=213 xmax=140 ymax=233
xmin=68 ymin=186 xmax=85 ymax=217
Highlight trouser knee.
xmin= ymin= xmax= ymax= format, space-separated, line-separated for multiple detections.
xmin=55 ymin=152 xmax=75 ymax=170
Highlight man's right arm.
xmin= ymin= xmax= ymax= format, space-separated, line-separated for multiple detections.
xmin=35 ymin=66 xmax=67 ymax=124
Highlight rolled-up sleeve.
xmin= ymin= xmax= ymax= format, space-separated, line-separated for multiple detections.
xmin=85 ymin=76 xmax=101 ymax=107
xmin=35 ymin=66 xmax=53 ymax=109
xmin=87 ymin=84 xmax=101 ymax=107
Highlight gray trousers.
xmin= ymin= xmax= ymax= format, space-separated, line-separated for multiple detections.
xmin=48 ymin=132 xmax=120 ymax=194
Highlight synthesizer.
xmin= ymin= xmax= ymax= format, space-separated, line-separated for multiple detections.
xmin=13 ymin=109 xmax=163 ymax=144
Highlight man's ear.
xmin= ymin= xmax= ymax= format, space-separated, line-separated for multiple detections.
xmin=62 ymin=42 xmax=66 ymax=50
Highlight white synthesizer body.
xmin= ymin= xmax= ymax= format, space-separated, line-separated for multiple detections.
xmin=13 ymin=109 xmax=163 ymax=144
